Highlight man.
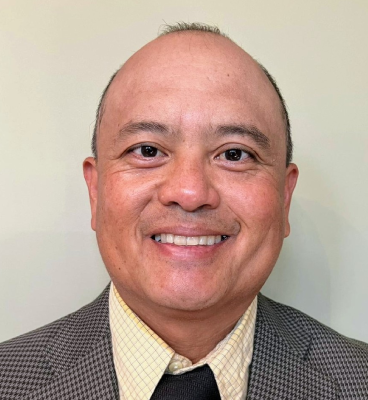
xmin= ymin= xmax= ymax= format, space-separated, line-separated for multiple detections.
xmin=0 ymin=23 xmax=367 ymax=400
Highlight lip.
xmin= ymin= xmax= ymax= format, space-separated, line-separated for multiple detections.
xmin=146 ymin=228 xmax=232 ymax=262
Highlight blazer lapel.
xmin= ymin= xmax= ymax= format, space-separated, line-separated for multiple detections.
xmin=247 ymin=295 xmax=338 ymax=400
xmin=24 ymin=285 xmax=119 ymax=400
xmin=25 ymin=334 xmax=119 ymax=400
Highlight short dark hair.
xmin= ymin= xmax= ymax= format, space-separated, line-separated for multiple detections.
xmin=91 ymin=22 xmax=293 ymax=165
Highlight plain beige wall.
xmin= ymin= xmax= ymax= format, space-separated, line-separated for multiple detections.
xmin=1 ymin=0 xmax=367 ymax=343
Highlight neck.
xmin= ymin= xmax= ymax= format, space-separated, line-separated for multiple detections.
xmin=117 ymin=288 xmax=253 ymax=363
xmin=149 ymin=313 xmax=241 ymax=363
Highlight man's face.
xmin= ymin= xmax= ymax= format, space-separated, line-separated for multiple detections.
xmin=84 ymin=33 xmax=298 ymax=316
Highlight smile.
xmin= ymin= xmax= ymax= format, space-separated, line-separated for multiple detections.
xmin=152 ymin=234 xmax=229 ymax=246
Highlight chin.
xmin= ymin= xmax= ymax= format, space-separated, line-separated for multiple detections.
xmin=152 ymin=286 xmax=222 ymax=312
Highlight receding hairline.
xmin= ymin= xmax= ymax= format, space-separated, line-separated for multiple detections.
xmin=92 ymin=23 xmax=293 ymax=165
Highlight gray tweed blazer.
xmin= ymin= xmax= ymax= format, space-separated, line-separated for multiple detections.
xmin=0 ymin=285 xmax=367 ymax=399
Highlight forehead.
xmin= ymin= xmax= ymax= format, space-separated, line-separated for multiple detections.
xmin=99 ymin=33 xmax=286 ymax=151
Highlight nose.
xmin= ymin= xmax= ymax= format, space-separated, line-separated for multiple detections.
xmin=157 ymin=158 xmax=220 ymax=212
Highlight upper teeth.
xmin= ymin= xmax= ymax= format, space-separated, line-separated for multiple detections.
xmin=154 ymin=234 xmax=225 ymax=246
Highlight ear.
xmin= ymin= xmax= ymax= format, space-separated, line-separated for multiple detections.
xmin=83 ymin=157 xmax=98 ymax=231
xmin=283 ymin=163 xmax=299 ymax=237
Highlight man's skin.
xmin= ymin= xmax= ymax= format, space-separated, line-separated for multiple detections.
xmin=83 ymin=31 xmax=299 ymax=363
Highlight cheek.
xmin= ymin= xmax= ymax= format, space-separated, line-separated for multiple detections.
xmin=227 ymin=179 xmax=286 ymax=289
xmin=94 ymin=173 xmax=156 ymax=278
xmin=96 ymin=172 xmax=155 ymax=230
xmin=229 ymin=179 xmax=284 ymax=226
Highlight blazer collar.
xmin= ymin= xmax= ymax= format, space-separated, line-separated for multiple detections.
xmin=247 ymin=294 xmax=339 ymax=400
xmin=22 ymin=286 xmax=339 ymax=400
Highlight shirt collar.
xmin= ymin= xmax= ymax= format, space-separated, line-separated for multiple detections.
xmin=109 ymin=283 xmax=257 ymax=400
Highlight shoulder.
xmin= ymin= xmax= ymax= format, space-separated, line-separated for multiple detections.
xmin=258 ymin=294 xmax=368 ymax=353
xmin=257 ymin=294 xmax=368 ymax=393
xmin=0 ymin=285 xmax=110 ymax=399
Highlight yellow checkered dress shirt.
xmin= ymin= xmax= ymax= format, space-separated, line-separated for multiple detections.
xmin=109 ymin=284 xmax=257 ymax=400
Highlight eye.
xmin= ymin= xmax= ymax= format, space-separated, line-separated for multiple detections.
xmin=219 ymin=148 xmax=252 ymax=162
xmin=131 ymin=145 xmax=164 ymax=158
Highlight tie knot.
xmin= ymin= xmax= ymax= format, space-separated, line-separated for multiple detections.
xmin=151 ymin=364 xmax=221 ymax=400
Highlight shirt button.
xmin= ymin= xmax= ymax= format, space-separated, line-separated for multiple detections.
xmin=168 ymin=360 xmax=183 ymax=372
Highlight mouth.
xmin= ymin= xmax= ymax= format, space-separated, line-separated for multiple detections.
xmin=151 ymin=234 xmax=229 ymax=246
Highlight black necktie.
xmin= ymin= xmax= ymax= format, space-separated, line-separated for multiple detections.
xmin=150 ymin=364 xmax=221 ymax=400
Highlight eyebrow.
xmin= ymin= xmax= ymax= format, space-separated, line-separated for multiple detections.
xmin=119 ymin=121 xmax=171 ymax=137
xmin=215 ymin=124 xmax=270 ymax=150
xmin=118 ymin=120 xmax=270 ymax=150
